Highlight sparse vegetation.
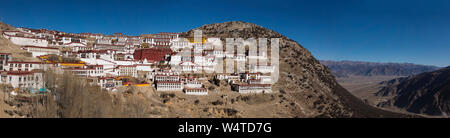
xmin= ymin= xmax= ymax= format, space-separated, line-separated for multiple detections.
xmin=210 ymin=100 xmax=224 ymax=106
xmin=208 ymin=85 xmax=215 ymax=91
xmin=236 ymin=94 xmax=275 ymax=105
xmin=194 ymin=99 xmax=200 ymax=105
xmin=15 ymin=69 xmax=154 ymax=118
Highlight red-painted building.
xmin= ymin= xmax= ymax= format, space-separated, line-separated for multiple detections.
xmin=133 ymin=48 xmax=172 ymax=63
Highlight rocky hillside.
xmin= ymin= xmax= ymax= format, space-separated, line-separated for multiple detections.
xmin=0 ymin=22 xmax=39 ymax=62
xmin=320 ymin=60 xmax=439 ymax=78
xmin=376 ymin=66 xmax=450 ymax=116
xmin=0 ymin=22 xmax=17 ymax=32
xmin=182 ymin=21 xmax=415 ymax=118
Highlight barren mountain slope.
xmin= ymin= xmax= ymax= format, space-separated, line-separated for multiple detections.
xmin=0 ymin=22 xmax=39 ymax=62
xmin=181 ymin=21 xmax=415 ymax=118
xmin=376 ymin=66 xmax=450 ymax=116
xmin=320 ymin=60 xmax=439 ymax=108
xmin=1 ymin=22 xmax=16 ymax=31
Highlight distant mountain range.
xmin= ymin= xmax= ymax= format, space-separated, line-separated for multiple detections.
xmin=320 ymin=60 xmax=440 ymax=78
xmin=376 ymin=66 xmax=450 ymax=116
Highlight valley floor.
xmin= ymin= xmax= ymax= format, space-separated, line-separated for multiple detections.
xmin=336 ymin=75 xmax=447 ymax=118
xmin=336 ymin=75 xmax=402 ymax=101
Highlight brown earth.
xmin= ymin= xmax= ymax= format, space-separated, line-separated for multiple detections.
xmin=0 ymin=22 xmax=40 ymax=62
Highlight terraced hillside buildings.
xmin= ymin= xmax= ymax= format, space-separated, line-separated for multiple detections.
xmin=1 ymin=26 xmax=275 ymax=95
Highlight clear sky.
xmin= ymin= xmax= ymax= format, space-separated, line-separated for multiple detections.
xmin=0 ymin=0 xmax=449 ymax=67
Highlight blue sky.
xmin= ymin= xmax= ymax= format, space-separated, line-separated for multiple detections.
xmin=0 ymin=0 xmax=449 ymax=67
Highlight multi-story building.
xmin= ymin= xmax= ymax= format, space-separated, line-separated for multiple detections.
xmin=232 ymin=84 xmax=272 ymax=94
xmin=182 ymin=77 xmax=202 ymax=88
xmin=95 ymin=77 xmax=122 ymax=89
xmin=5 ymin=61 xmax=53 ymax=71
xmin=0 ymin=53 xmax=12 ymax=71
xmin=2 ymin=31 xmax=49 ymax=47
xmin=184 ymin=87 xmax=208 ymax=95
xmin=154 ymin=74 xmax=180 ymax=82
xmin=117 ymin=65 xmax=137 ymax=77
xmin=156 ymin=81 xmax=182 ymax=91
xmin=65 ymin=65 xmax=104 ymax=77
xmin=0 ymin=70 xmax=44 ymax=89
xmin=22 ymin=46 xmax=60 ymax=57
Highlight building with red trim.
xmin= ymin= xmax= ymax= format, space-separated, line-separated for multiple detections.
xmin=0 ymin=70 xmax=44 ymax=89
xmin=133 ymin=48 xmax=172 ymax=63
xmin=0 ymin=53 xmax=12 ymax=71
xmin=156 ymin=81 xmax=182 ymax=91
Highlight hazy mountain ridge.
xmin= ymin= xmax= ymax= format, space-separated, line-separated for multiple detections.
xmin=182 ymin=21 xmax=415 ymax=117
xmin=320 ymin=60 xmax=440 ymax=78
xmin=376 ymin=66 xmax=450 ymax=116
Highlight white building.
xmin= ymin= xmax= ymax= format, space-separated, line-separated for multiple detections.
xmin=0 ymin=70 xmax=44 ymax=89
xmin=61 ymin=37 xmax=72 ymax=44
xmin=136 ymin=64 xmax=153 ymax=72
xmin=178 ymin=61 xmax=199 ymax=72
xmin=95 ymin=77 xmax=122 ymax=89
xmin=170 ymin=38 xmax=190 ymax=51
xmin=206 ymin=38 xmax=222 ymax=46
xmin=233 ymin=84 xmax=272 ymax=94
xmin=184 ymin=87 xmax=208 ymax=95
xmin=65 ymin=65 xmax=104 ymax=77
xmin=117 ymin=65 xmax=137 ymax=77
xmin=154 ymin=74 xmax=180 ymax=82
xmin=22 ymin=46 xmax=60 ymax=57
xmin=182 ymin=77 xmax=202 ymax=88
xmin=147 ymin=69 xmax=179 ymax=81
xmin=72 ymin=46 xmax=93 ymax=52
xmin=5 ymin=61 xmax=54 ymax=71
xmin=169 ymin=53 xmax=182 ymax=65
xmin=2 ymin=31 xmax=48 ymax=47
xmin=249 ymin=65 xmax=274 ymax=74
xmin=96 ymin=38 xmax=112 ymax=45
xmin=216 ymin=74 xmax=240 ymax=83
xmin=156 ymin=81 xmax=182 ymax=91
